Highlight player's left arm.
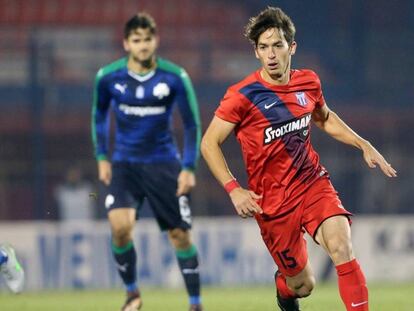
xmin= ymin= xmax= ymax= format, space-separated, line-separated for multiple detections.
xmin=175 ymin=69 xmax=202 ymax=195
xmin=312 ymin=104 xmax=397 ymax=177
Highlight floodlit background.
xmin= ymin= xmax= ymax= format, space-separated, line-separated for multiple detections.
xmin=0 ymin=0 xmax=413 ymax=294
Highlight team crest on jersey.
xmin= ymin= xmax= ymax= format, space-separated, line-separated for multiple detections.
xmin=153 ymin=82 xmax=170 ymax=99
xmin=135 ymin=85 xmax=145 ymax=99
xmin=295 ymin=92 xmax=307 ymax=106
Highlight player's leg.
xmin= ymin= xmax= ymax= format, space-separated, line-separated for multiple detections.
xmin=108 ymin=208 xmax=142 ymax=311
xmin=279 ymin=260 xmax=315 ymax=297
xmin=276 ymin=260 xmax=315 ymax=311
xmin=108 ymin=208 xmax=138 ymax=289
xmin=256 ymin=205 xmax=313 ymax=311
xmin=140 ymin=161 xmax=202 ymax=311
xmin=315 ymin=216 xmax=368 ymax=311
xmin=0 ymin=244 xmax=25 ymax=293
xmin=302 ymin=176 xmax=367 ymax=311
xmin=168 ymin=228 xmax=202 ymax=311
xmin=105 ymin=162 xmax=142 ymax=311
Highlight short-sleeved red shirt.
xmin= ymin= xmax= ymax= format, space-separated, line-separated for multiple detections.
xmin=216 ymin=69 xmax=327 ymax=215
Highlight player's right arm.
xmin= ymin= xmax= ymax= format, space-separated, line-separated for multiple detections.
xmin=91 ymin=69 xmax=112 ymax=185
xmin=312 ymin=103 xmax=397 ymax=178
xmin=201 ymin=116 xmax=262 ymax=218
xmin=97 ymin=160 xmax=112 ymax=186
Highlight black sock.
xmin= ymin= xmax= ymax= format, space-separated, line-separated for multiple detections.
xmin=112 ymin=241 xmax=137 ymax=291
xmin=176 ymin=244 xmax=201 ymax=304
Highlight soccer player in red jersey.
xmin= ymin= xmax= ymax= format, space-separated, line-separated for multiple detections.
xmin=201 ymin=7 xmax=397 ymax=311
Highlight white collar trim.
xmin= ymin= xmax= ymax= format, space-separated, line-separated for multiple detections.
xmin=128 ymin=70 xmax=156 ymax=82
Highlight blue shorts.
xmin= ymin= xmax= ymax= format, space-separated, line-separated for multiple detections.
xmin=105 ymin=161 xmax=192 ymax=231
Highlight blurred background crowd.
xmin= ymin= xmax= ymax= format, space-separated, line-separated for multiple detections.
xmin=0 ymin=0 xmax=413 ymax=221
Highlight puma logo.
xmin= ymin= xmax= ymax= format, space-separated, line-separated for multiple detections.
xmin=114 ymin=83 xmax=127 ymax=94
xmin=116 ymin=263 xmax=128 ymax=273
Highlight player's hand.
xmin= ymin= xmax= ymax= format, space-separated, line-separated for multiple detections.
xmin=98 ymin=160 xmax=112 ymax=185
xmin=361 ymin=141 xmax=397 ymax=177
xmin=229 ymin=188 xmax=263 ymax=218
xmin=177 ymin=170 xmax=196 ymax=196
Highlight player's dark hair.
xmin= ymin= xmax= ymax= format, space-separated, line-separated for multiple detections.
xmin=124 ymin=12 xmax=157 ymax=39
xmin=244 ymin=7 xmax=296 ymax=47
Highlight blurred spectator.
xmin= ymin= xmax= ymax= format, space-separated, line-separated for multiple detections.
xmin=54 ymin=165 xmax=96 ymax=221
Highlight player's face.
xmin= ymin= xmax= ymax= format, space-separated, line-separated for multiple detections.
xmin=255 ymin=28 xmax=296 ymax=84
xmin=123 ymin=28 xmax=158 ymax=63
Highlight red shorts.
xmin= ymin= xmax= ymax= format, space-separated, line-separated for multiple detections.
xmin=255 ymin=176 xmax=352 ymax=277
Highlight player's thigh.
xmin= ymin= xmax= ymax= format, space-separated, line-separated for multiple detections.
xmin=105 ymin=162 xmax=142 ymax=232
xmin=139 ymin=161 xmax=192 ymax=231
xmin=256 ymin=208 xmax=307 ymax=277
xmin=301 ymin=177 xmax=354 ymax=264
xmin=301 ymin=177 xmax=352 ymax=241
xmin=315 ymin=215 xmax=354 ymax=264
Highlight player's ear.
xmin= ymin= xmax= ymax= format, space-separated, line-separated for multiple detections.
xmin=154 ymin=35 xmax=160 ymax=49
xmin=254 ymin=47 xmax=259 ymax=59
xmin=123 ymin=39 xmax=130 ymax=53
xmin=289 ymin=41 xmax=297 ymax=55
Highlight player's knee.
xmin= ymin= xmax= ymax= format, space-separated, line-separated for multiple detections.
xmin=111 ymin=225 xmax=133 ymax=245
xmin=168 ymin=228 xmax=190 ymax=249
xmin=293 ymin=276 xmax=315 ymax=298
xmin=297 ymin=286 xmax=313 ymax=298
xmin=300 ymin=277 xmax=315 ymax=297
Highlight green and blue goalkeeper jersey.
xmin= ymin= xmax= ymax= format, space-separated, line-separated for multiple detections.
xmin=91 ymin=57 xmax=201 ymax=170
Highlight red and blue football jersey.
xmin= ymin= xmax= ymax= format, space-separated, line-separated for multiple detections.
xmin=216 ymin=69 xmax=327 ymax=215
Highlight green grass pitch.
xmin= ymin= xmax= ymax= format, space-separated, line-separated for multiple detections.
xmin=0 ymin=283 xmax=413 ymax=310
